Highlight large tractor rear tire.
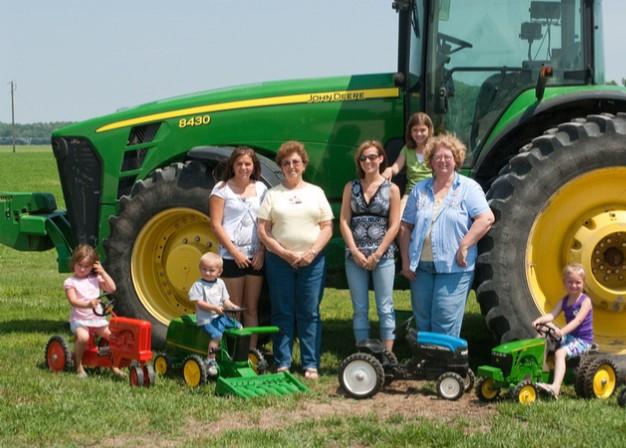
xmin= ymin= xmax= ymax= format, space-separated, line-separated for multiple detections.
xmin=104 ymin=161 xmax=218 ymax=347
xmin=476 ymin=113 xmax=626 ymax=352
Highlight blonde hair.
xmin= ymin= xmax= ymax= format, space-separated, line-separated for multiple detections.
xmin=424 ymin=133 xmax=466 ymax=171
xmin=199 ymin=252 xmax=223 ymax=268
xmin=562 ymin=262 xmax=585 ymax=281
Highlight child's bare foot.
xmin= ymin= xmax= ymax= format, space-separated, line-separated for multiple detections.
xmin=77 ymin=368 xmax=88 ymax=379
xmin=304 ymin=368 xmax=319 ymax=380
xmin=111 ymin=367 xmax=125 ymax=378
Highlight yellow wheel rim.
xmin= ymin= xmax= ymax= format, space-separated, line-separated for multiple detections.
xmin=480 ymin=378 xmax=498 ymax=400
xmin=131 ymin=208 xmax=218 ymax=325
xmin=154 ymin=355 xmax=168 ymax=375
xmin=183 ymin=360 xmax=202 ymax=387
xmin=526 ymin=168 xmax=626 ymax=353
xmin=592 ymin=364 xmax=617 ymax=399
xmin=518 ymin=385 xmax=536 ymax=404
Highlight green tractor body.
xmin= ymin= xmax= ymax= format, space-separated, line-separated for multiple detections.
xmin=158 ymin=315 xmax=308 ymax=398
xmin=477 ymin=338 xmax=550 ymax=393
xmin=2 ymin=0 xmax=625 ymax=350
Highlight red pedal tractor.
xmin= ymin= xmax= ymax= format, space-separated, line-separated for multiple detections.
xmin=45 ymin=296 xmax=155 ymax=386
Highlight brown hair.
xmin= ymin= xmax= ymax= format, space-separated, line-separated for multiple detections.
xmin=276 ymin=140 xmax=309 ymax=167
xmin=70 ymin=244 xmax=98 ymax=269
xmin=405 ymin=112 xmax=434 ymax=149
xmin=354 ymin=140 xmax=387 ymax=178
xmin=424 ymin=133 xmax=466 ymax=172
xmin=221 ymin=147 xmax=261 ymax=182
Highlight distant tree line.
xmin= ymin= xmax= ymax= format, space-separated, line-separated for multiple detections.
xmin=0 ymin=122 xmax=74 ymax=145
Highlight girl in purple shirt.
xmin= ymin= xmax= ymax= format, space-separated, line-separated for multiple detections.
xmin=532 ymin=263 xmax=594 ymax=397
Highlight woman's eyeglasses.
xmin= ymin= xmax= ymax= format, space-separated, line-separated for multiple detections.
xmin=281 ymin=159 xmax=303 ymax=167
xmin=359 ymin=154 xmax=381 ymax=162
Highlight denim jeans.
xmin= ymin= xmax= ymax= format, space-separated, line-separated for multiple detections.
xmin=265 ymin=251 xmax=325 ymax=370
xmin=409 ymin=261 xmax=473 ymax=337
xmin=345 ymin=257 xmax=396 ymax=342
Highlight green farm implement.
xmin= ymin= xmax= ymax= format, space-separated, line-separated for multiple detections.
xmin=153 ymin=314 xmax=307 ymax=398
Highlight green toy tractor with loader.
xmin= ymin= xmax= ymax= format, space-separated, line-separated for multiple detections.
xmin=1 ymin=1 xmax=625 ymax=352
xmin=153 ymin=313 xmax=307 ymax=398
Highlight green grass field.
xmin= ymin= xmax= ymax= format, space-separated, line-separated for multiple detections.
xmin=1 ymin=146 xmax=625 ymax=447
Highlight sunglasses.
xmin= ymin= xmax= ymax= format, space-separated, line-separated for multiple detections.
xmin=359 ymin=154 xmax=381 ymax=162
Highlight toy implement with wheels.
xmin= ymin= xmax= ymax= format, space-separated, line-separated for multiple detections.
xmin=154 ymin=313 xmax=307 ymax=398
xmin=45 ymin=295 xmax=154 ymax=387
xmin=475 ymin=323 xmax=618 ymax=404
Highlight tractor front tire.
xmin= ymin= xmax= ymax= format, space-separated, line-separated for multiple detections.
xmin=477 ymin=113 xmax=626 ymax=349
xmin=105 ymin=161 xmax=217 ymax=348
xmin=475 ymin=377 xmax=500 ymax=402
xmin=436 ymin=372 xmax=465 ymax=401
xmin=45 ymin=336 xmax=73 ymax=372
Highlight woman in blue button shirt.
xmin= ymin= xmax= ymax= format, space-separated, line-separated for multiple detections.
xmin=398 ymin=134 xmax=494 ymax=337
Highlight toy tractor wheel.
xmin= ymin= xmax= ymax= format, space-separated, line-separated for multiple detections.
xmin=45 ymin=336 xmax=73 ymax=372
xmin=338 ymin=353 xmax=385 ymax=399
xmin=436 ymin=372 xmax=464 ymax=401
xmin=476 ymin=377 xmax=500 ymax=402
xmin=574 ymin=355 xmax=595 ymax=398
xmin=182 ymin=355 xmax=208 ymax=388
xmin=142 ymin=364 xmax=156 ymax=387
xmin=464 ymin=368 xmax=476 ymax=393
xmin=129 ymin=365 xmax=145 ymax=387
xmin=583 ymin=357 xmax=618 ymax=400
xmin=248 ymin=349 xmax=268 ymax=374
xmin=476 ymin=114 xmax=626 ymax=348
xmin=513 ymin=380 xmax=537 ymax=405
xmin=153 ymin=353 xmax=172 ymax=376
xmin=617 ymin=388 xmax=626 ymax=408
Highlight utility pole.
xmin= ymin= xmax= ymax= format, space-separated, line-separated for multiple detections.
xmin=9 ymin=81 xmax=17 ymax=153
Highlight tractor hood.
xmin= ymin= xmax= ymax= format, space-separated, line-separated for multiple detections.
xmin=54 ymin=73 xmax=398 ymax=137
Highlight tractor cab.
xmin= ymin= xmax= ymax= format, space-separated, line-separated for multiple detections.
xmin=401 ymin=0 xmax=598 ymax=159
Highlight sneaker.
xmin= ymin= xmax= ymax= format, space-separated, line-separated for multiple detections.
xmin=207 ymin=359 xmax=219 ymax=377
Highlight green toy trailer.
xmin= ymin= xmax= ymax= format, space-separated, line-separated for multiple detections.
xmin=153 ymin=314 xmax=307 ymax=399
xmin=476 ymin=324 xmax=618 ymax=404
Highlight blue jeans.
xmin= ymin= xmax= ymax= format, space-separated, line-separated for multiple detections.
xmin=345 ymin=257 xmax=396 ymax=342
xmin=409 ymin=261 xmax=473 ymax=337
xmin=265 ymin=251 xmax=325 ymax=370
xmin=200 ymin=315 xmax=242 ymax=340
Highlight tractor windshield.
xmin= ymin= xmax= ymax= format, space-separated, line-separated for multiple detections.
xmin=423 ymin=0 xmax=587 ymax=158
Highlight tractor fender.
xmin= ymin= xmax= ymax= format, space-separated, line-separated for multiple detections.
xmin=187 ymin=146 xmax=282 ymax=187
xmin=472 ymin=89 xmax=626 ymax=187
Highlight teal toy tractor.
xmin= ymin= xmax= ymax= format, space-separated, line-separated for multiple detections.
xmin=152 ymin=313 xmax=307 ymax=398
xmin=476 ymin=323 xmax=619 ymax=404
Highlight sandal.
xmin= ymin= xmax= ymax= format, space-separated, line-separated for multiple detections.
xmin=304 ymin=369 xmax=319 ymax=380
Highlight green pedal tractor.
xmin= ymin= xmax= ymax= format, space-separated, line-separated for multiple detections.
xmin=153 ymin=313 xmax=307 ymax=399
xmin=476 ymin=323 xmax=619 ymax=404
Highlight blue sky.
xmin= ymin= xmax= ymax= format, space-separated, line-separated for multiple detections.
xmin=1 ymin=0 xmax=624 ymax=123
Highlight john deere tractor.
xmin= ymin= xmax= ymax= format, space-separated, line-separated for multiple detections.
xmin=1 ymin=0 xmax=625 ymax=349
